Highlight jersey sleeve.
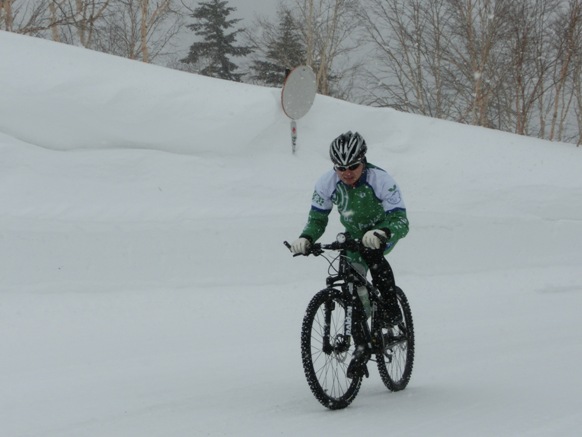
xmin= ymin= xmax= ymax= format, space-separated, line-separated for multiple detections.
xmin=299 ymin=171 xmax=336 ymax=242
xmin=368 ymin=168 xmax=409 ymax=244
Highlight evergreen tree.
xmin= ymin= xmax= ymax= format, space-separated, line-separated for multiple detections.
xmin=181 ymin=0 xmax=253 ymax=82
xmin=250 ymin=9 xmax=305 ymax=86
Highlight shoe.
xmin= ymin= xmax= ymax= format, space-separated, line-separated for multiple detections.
xmin=346 ymin=345 xmax=370 ymax=379
xmin=382 ymin=325 xmax=406 ymax=347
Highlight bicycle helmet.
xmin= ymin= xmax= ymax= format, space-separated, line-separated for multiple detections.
xmin=329 ymin=131 xmax=367 ymax=166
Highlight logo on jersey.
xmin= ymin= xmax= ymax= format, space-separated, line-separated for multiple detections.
xmin=331 ymin=184 xmax=350 ymax=214
xmin=387 ymin=185 xmax=401 ymax=205
xmin=312 ymin=191 xmax=326 ymax=207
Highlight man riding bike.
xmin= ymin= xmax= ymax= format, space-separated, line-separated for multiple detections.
xmin=289 ymin=131 xmax=409 ymax=374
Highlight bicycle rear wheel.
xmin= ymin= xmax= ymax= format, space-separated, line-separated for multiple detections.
xmin=376 ymin=286 xmax=415 ymax=391
xmin=300 ymin=288 xmax=362 ymax=409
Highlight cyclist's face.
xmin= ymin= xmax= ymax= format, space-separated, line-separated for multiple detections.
xmin=335 ymin=162 xmax=364 ymax=186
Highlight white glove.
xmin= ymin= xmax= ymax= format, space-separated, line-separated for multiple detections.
xmin=362 ymin=230 xmax=387 ymax=249
xmin=290 ymin=237 xmax=311 ymax=254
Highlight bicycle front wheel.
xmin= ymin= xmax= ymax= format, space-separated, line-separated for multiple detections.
xmin=300 ymin=288 xmax=362 ymax=410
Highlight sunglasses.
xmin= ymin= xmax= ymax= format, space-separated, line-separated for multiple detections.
xmin=334 ymin=161 xmax=362 ymax=172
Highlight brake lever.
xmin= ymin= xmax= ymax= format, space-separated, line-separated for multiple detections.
xmin=310 ymin=244 xmax=324 ymax=256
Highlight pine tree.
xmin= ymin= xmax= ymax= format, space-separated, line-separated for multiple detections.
xmin=181 ymin=0 xmax=253 ymax=82
xmin=250 ymin=9 xmax=305 ymax=86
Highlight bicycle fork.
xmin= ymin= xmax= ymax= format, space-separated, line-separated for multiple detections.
xmin=321 ymin=292 xmax=353 ymax=356
xmin=322 ymin=299 xmax=334 ymax=354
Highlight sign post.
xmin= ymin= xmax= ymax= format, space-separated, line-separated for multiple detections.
xmin=281 ymin=66 xmax=317 ymax=153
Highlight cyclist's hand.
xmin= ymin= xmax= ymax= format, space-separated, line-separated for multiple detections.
xmin=362 ymin=230 xmax=387 ymax=249
xmin=290 ymin=237 xmax=311 ymax=254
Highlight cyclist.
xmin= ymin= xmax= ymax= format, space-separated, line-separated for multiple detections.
xmin=290 ymin=130 xmax=409 ymax=329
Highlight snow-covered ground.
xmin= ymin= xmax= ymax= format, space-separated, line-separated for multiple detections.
xmin=1 ymin=30 xmax=581 ymax=436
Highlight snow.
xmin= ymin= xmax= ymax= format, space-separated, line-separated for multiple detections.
xmin=1 ymin=30 xmax=581 ymax=436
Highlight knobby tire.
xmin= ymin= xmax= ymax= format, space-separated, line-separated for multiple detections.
xmin=300 ymin=288 xmax=362 ymax=410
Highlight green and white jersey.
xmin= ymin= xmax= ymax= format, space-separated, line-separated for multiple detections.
xmin=300 ymin=163 xmax=409 ymax=252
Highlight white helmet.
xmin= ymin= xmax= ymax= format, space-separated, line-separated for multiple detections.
xmin=329 ymin=131 xmax=367 ymax=166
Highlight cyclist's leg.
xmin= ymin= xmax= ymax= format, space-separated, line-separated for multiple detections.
xmin=344 ymin=252 xmax=372 ymax=378
xmin=345 ymin=254 xmax=372 ymax=318
xmin=359 ymin=247 xmax=395 ymax=291
xmin=359 ymin=247 xmax=402 ymax=325
xmin=347 ymin=248 xmax=396 ymax=312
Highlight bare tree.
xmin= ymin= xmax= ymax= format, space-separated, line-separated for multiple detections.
xmin=573 ymin=26 xmax=582 ymax=145
xmin=48 ymin=0 xmax=112 ymax=47
xmin=138 ymin=0 xmax=171 ymax=62
xmin=546 ymin=0 xmax=582 ymax=141
xmin=73 ymin=0 xmax=111 ymax=47
xmin=93 ymin=0 xmax=182 ymax=63
xmin=356 ymin=0 xmax=581 ymax=144
xmin=355 ymin=0 xmax=457 ymax=116
xmin=574 ymin=58 xmax=582 ymax=145
xmin=1 ymin=0 xmax=74 ymax=35
xmin=444 ymin=0 xmax=516 ymax=127
xmin=291 ymin=0 xmax=361 ymax=96
xmin=357 ymin=0 xmax=516 ymax=126
xmin=1 ymin=0 xmax=15 ymax=31
xmin=501 ymin=0 xmax=559 ymax=136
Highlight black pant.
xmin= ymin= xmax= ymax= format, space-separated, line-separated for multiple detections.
xmin=360 ymin=247 xmax=396 ymax=301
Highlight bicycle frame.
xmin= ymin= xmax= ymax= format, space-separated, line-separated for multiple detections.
xmin=285 ymin=232 xmax=399 ymax=353
xmin=317 ymin=238 xmax=385 ymax=354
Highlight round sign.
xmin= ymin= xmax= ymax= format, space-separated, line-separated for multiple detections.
xmin=281 ymin=66 xmax=317 ymax=120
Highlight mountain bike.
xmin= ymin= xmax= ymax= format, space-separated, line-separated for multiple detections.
xmin=284 ymin=233 xmax=414 ymax=410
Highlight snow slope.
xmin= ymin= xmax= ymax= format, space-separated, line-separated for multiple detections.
xmin=1 ymin=30 xmax=581 ymax=436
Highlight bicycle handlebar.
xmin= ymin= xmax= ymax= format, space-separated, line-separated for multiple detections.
xmin=284 ymin=232 xmax=387 ymax=257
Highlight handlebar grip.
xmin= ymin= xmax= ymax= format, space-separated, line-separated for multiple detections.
xmin=373 ymin=231 xmax=388 ymax=245
xmin=284 ymin=240 xmax=305 ymax=257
